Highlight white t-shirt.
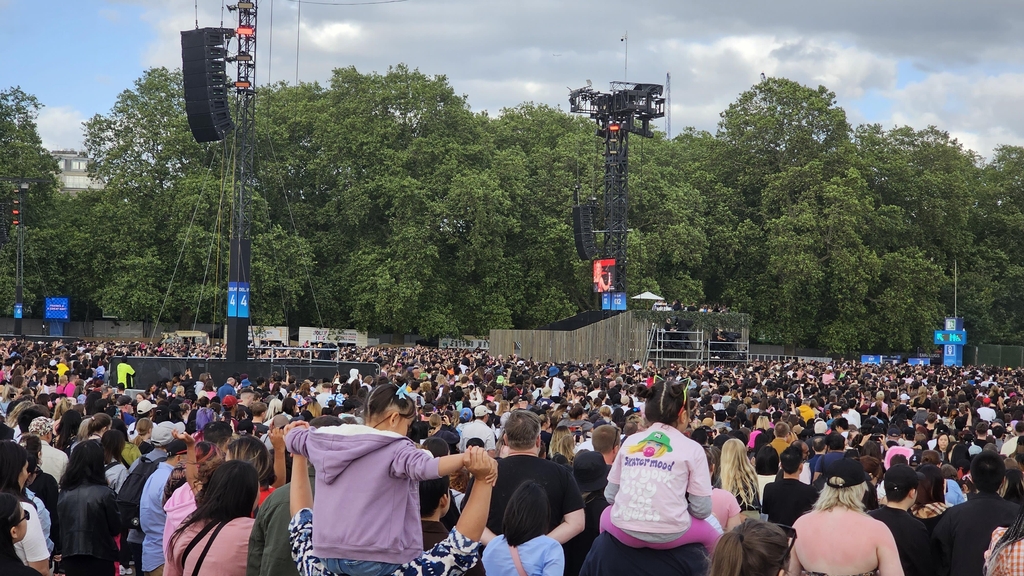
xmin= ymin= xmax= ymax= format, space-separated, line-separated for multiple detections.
xmin=978 ymin=407 xmax=997 ymax=422
xmin=548 ymin=377 xmax=565 ymax=398
xmin=16 ymin=501 xmax=49 ymax=564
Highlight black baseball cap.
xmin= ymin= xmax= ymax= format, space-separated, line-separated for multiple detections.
xmin=824 ymin=457 xmax=866 ymax=489
xmin=883 ymin=464 xmax=919 ymax=497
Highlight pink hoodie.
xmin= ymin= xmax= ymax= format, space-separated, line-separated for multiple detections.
xmin=162 ymin=483 xmax=198 ymax=555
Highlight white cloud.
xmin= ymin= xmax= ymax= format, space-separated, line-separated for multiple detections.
xmin=119 ymin=0 xmax=1024 ymax=157
xmin=653 ymin=35 xmax=898 ymax=132
xmin=36 ymin=106 xmax=86 ymax=151
xmin=302 ymin=21 xmax=362 ymax=53
xmin=888 ymin=72 xmax=1024 ymax=157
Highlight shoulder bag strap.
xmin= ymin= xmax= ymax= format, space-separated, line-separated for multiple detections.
xmin=190 ymin=521 xmax=229 ymax=576
xmin=509 ymin=545 xmax=530 ymax=576
xmin=180 ymin=521 xmax=220 ymax=571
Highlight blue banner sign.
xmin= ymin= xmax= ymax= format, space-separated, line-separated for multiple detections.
xmin=43 ymin=297 xmax=70 ymax=321
xmin=227 ymin=282 xmax=238 ymax=317
xmin=237 ymin=282 xmax=250 ymax=318
xmin=610 ymin=292 xmax=627 ymax=311
xmin=13 ymin=304 xmax=22 ymax=319
xmin=933 ymin=330 xmax=967 ymax=345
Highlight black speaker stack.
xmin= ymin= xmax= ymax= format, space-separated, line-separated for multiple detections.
xmin=572 ymin=204 xmax=598 ymax=261
xmin=181 ymin=28 xmax=234 ymax=143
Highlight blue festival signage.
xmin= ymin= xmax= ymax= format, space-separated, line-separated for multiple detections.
xmin=861 ymin=355 xmax=881 ymax=365
xmin=933 ymin=330 xmax=967 ymax=345
xmin=237 ymin=282 xmax=250 ymax=318
xmin=227 ymin=282 xmax=238 ymax=317
xmin=610 ymin=292 xmax=627 ymax=311
xmin=13 ymin=304 xmax=22 ymax=319
xmin=938 ymin=317 xmax=965 ymax=367
xmin=43 ymin=297 xmax=70 ymax=321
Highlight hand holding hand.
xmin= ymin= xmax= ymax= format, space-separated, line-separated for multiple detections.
xmin=465 ymin=447 xmax=498 ymax=486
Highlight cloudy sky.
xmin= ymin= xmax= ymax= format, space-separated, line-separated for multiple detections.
xmin=3 ymin=0 xmax=1024 ymax=157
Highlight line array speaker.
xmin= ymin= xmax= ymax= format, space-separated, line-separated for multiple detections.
xmin=572 ymin=204 xmax=598 ymax=261
xmin=181 ymin=28 xmax=234 ymax=143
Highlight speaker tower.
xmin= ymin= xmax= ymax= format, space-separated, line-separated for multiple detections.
xmin=181 ymin=28 xmax=234 ymax=143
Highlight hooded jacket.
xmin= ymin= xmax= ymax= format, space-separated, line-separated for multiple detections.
xmin=285 ymin=425 xmax=440 ymax=564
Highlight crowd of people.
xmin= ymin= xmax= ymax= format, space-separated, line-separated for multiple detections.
xmin=2 ymin=338 xmax=1024 ymax=576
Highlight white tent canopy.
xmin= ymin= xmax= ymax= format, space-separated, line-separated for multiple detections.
xmin=631 ymin=291 xmax=664 ymax=300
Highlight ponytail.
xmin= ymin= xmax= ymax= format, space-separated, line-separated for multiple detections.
xmin=708 ymin=530 xmax=745 ymax=576
xmin=708 ymin=520 xmax=790 ymax=576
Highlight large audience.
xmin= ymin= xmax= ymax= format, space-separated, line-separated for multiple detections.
xmin=1 ymin=338 xmax=1024 ymax=576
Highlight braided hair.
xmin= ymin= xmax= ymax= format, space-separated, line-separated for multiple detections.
xmin=640 ymin=378 xmax=691 ymax=426
xmin=986 ymin=503 xmax=1024 ymax=576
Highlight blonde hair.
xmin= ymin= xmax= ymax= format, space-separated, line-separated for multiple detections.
xmin=307 ymin=400 xmax=322 ymax=418
xmin=549 ymin=425 xmax=576 ymax=465
xmin=265 ymin=397 xmax=282 ymax=420
xmin=77 ymin=418 xmax=91 ymax=442
xmin=428 ymin=413 xmax=442 ymax=430
xmin=813 ymin=481 xmax=867 ymax=513
xmin=52 ymin=397 xmax=73 ymax=422
xmin=132 ymin=418 xmax=153 ymax=445
xmin=5 ymin=400 xmax=31 ymax=428
xmin=720 ymin=438 xmax=759 ymax=509
xmin=755 ymin=415 xmax=771 ymax=431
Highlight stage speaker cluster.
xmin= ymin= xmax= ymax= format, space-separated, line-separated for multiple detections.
xmin=181 ymin=28 xmax=234 ymax=143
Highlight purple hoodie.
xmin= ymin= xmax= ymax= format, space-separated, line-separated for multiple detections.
xmin=285 ymin=425 xmax=440 ymax=564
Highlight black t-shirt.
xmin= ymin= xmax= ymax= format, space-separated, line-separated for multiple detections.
xmin=579 ymin=533 xmax=707 ymax=576
xmin=464 ymin=454 xmax=584 ymax=535
xmin=0 ymin=555 xmax=40 ymax=576
xmin=761 ymin=478 xmax=818 ymax=526
xmin=868 ymin=506 xmax=936 ymax=576
xmin=564 ymin=492 xmax=609 ymax=576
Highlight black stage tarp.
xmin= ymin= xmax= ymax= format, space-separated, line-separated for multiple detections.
xmin=110 ymin=357 xmax=380 ymax=389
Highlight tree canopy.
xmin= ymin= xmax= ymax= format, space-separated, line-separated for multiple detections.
xmin=0 ymin=71 xmax=1021 ymax=353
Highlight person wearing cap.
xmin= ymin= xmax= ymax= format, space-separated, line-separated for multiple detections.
xmin=459 ymin=405 xmax=496 ymax=456
xmin=29 ymin=416 xmax=67 ymax=482
xmin=564 ymin=450 xmax=610 ymax=576
xmin=127 ymin=424 xmax=185 ymax=576
xmin=116 ymin=395 xmax=136 ymax=426
xmin=545 ymin=366 xmax=565 ymax=401
xmin=790 ymin=458 xmax=902 ymax=576
xmin=868 ymin=465 xmax=935 ymax=576
xmin=933 ymin=451 xmax=1020 ymax=576
xmin=129 ymin=400 xmax=155 ymax=441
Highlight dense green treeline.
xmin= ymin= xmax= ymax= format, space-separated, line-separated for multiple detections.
xmin=2 ymin=67 xmax=1023 ymax=353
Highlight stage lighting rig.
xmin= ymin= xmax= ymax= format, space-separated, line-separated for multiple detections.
xmin=568 ymin=81 xmax=665 ymax=294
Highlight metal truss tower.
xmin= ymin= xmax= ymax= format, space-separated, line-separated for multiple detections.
xmin=226 ymin=1 xmax=256 ymax=362
xmin=568 ymin=81 xmax=665 ymax=293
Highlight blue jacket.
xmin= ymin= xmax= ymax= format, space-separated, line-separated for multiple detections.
xmin=139 ymin=461 xmax=174 ymax=572
xmin=217 ymin=383 xmax=237 ymax=401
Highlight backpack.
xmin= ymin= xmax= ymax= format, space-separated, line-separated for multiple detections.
xmin=116 ymin=453 xmax=167 ymax=533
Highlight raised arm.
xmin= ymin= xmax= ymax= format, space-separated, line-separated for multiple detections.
xmin=172 ymin=430 xmax=201 ymax=495
xmin=287 ymin=422 xmax=313 ymax=515
xmin=269 ymin=427 xmax=288 ymax=489
xmin=455 ymin=448 xmax=496 ymax=541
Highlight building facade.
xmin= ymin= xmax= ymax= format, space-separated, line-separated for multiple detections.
xmin=51 ymin=150 xmax=104 ymax=194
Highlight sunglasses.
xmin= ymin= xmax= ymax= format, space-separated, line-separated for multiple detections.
xmin=777 ymin=524 xmax=797 ymax=569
